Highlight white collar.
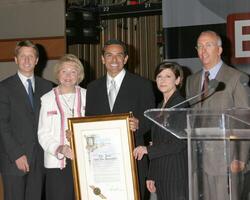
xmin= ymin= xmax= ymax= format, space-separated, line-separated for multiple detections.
xmin=107 ymin=69 xmax=126 ymax=91
xmin=203 ymin=60 xmax=223 ymax=80
xmin=17 ymin=71 xmax=35 ymax=91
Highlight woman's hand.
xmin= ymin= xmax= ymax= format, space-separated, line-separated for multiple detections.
xmin=57 ymin=145 xmax=74 ymax=160
xmin=146 ymin=180 xmax=156 ymax=193
xmin=133 ymin=146 xmax=148 ymax=160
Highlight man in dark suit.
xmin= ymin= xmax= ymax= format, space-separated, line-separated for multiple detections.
xmin=85 ymin=39 xmax=155 ymax=200
xmin=186 ymin=30 xmax=249 ymax=200
xmin=0 ymin=40 xmax=53 ymax=200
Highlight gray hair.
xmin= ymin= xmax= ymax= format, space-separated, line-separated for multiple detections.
xmin=198 ymin=30 xmax=222 ymax=46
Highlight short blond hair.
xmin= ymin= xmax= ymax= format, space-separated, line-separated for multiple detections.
xmin=15 ymin=40 xmax=39 ymax=58
xmin=54 ymin=54 xmax=85 ymax=84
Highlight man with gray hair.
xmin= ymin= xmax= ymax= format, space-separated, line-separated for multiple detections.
xmin=186 ymin=30 xmax=249 ymax=200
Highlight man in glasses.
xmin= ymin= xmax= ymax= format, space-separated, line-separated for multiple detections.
xmin=186 ymin=30 xmax=249 ymax=200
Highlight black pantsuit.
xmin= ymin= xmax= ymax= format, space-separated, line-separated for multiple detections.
xmin=147 ymin=90 xmax=188 ymax=200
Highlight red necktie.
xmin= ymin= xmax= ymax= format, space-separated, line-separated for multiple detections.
xmin=201 ymin=71 xmax=210 ymax=101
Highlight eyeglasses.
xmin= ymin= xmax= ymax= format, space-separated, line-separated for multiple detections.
xmin=195 ymin=42 xmax=219 ymax=51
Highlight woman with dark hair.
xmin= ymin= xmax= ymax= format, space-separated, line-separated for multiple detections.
xmin=134 ymin=62 xmax=188 ymax=200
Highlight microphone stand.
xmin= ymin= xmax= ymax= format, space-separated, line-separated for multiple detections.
xmin=171 ymin=79 xmax=219 ymax=109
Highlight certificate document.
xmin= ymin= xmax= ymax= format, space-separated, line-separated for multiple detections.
xmin=69 ymin=114 xmax=140 ymax=200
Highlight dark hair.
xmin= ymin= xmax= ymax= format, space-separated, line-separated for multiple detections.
xmin=15 ymin=40 xmax=39 ymax=58
xmin=155 ymin=61 xmax=184 ymax=88
xmin=102 ymin=39 xmax=127 ymax=56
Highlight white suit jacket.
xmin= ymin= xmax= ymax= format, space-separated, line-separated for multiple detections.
xmin=38 ymin=86 xmax=86 ymax=169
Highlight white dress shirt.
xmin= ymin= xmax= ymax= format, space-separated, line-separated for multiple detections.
xmin=201 ymin=60 xmax=222 ymax=89
xmin=17 ymin=71 xmax=35 ymax=93
xmin=106 ymin=69 xmax=126 ymax=99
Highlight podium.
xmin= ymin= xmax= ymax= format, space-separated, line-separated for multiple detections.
xmin=144 ymin=108 xmax=250 ymax=200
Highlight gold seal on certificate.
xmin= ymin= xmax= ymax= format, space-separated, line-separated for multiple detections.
xmin=69 ymin=114 xmax=140 ymax=200
xmin=93 ymin=187 xmax=101 ymax=195
xmin=90 ymin=185 xmax=107 ymax=199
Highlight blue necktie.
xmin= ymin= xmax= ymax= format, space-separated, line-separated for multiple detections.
xmin=27 ymin=79 xmax=34 ymax=108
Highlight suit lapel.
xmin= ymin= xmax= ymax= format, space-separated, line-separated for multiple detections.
xmin=112 ymin=72 xmax=130 ymax=113
xmin=12 ymin=74 xmax=34 ymax=113
xmin=34 ymin=77 xmax=43 ymax=114
xmin=214 ymin=64 xmax=226 ymax=82
xmin=203 ymin=64 xmax=226 ymax=106
xmin=101 ymin=76 xmax=112 ymax=113
xmin=191 ymin=71 xmax=203 ymax=108
xmin=195 ymin=72 xmax=202 ymax=94
xmin=197 ymin=72 xmax=203 ymax=105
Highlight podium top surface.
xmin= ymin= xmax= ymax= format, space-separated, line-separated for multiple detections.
xmin=144 ymin=108 xmax=250 ymax=139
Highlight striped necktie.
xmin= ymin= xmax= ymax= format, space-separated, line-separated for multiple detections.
xmin=27 ymin=79 xmax=34 ymax=108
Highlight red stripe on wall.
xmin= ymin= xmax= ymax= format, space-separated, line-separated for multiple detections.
xmin=0 ymin=36 xmax=66 ymax=61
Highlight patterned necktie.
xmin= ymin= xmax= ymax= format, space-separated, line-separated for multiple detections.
xmin=108 ymin=79 xmax=116 ymax=111
xmin=27 ymin=79 xmax=34 ymax=108
xmin=201 ymin=71 xmax=210 ymax=100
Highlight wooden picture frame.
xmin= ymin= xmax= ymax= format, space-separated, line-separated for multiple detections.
xmin=68 ymin=113 xmax=140 ymax=200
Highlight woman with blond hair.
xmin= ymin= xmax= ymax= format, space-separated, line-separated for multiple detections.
xmin=38 ymin=54 xmax=86 ymax=200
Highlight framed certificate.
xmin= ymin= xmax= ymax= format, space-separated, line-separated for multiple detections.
xmin=68 ymin=113 xmax=140 ymax=200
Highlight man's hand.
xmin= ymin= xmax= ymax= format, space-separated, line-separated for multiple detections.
xmin=231 ymin=160 xmax=245 ymax=173
xmin=129 ymin=117 xmax=139 ymax=132
xmin=133 ymin=146 xmax=148 ymax=160
xmin=146 ymin=180 xmax=156 ymax=193
xmin=57 ymin=145 xmax=74 ymax=160
xmin=15 ymin=155 xmax=29 ymax=173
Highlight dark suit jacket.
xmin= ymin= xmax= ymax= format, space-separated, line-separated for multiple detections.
xmin=147 ymin=90 xmax=188 ymax=181
xmin=186 ymin=63 xmax=249 ymax=175
xmin=147 ymin=90 xmax=188 ymax=199
xmin=85 ymin=71 xmax=155 ymax=146
xmin=85 ymin=71 xmax=155 ymax=196
xmin=0 ymin=74 xmax=53 ymax=176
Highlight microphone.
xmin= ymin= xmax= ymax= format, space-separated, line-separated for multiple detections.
xmin=171 ymin=79 xmax=219 ymax=108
